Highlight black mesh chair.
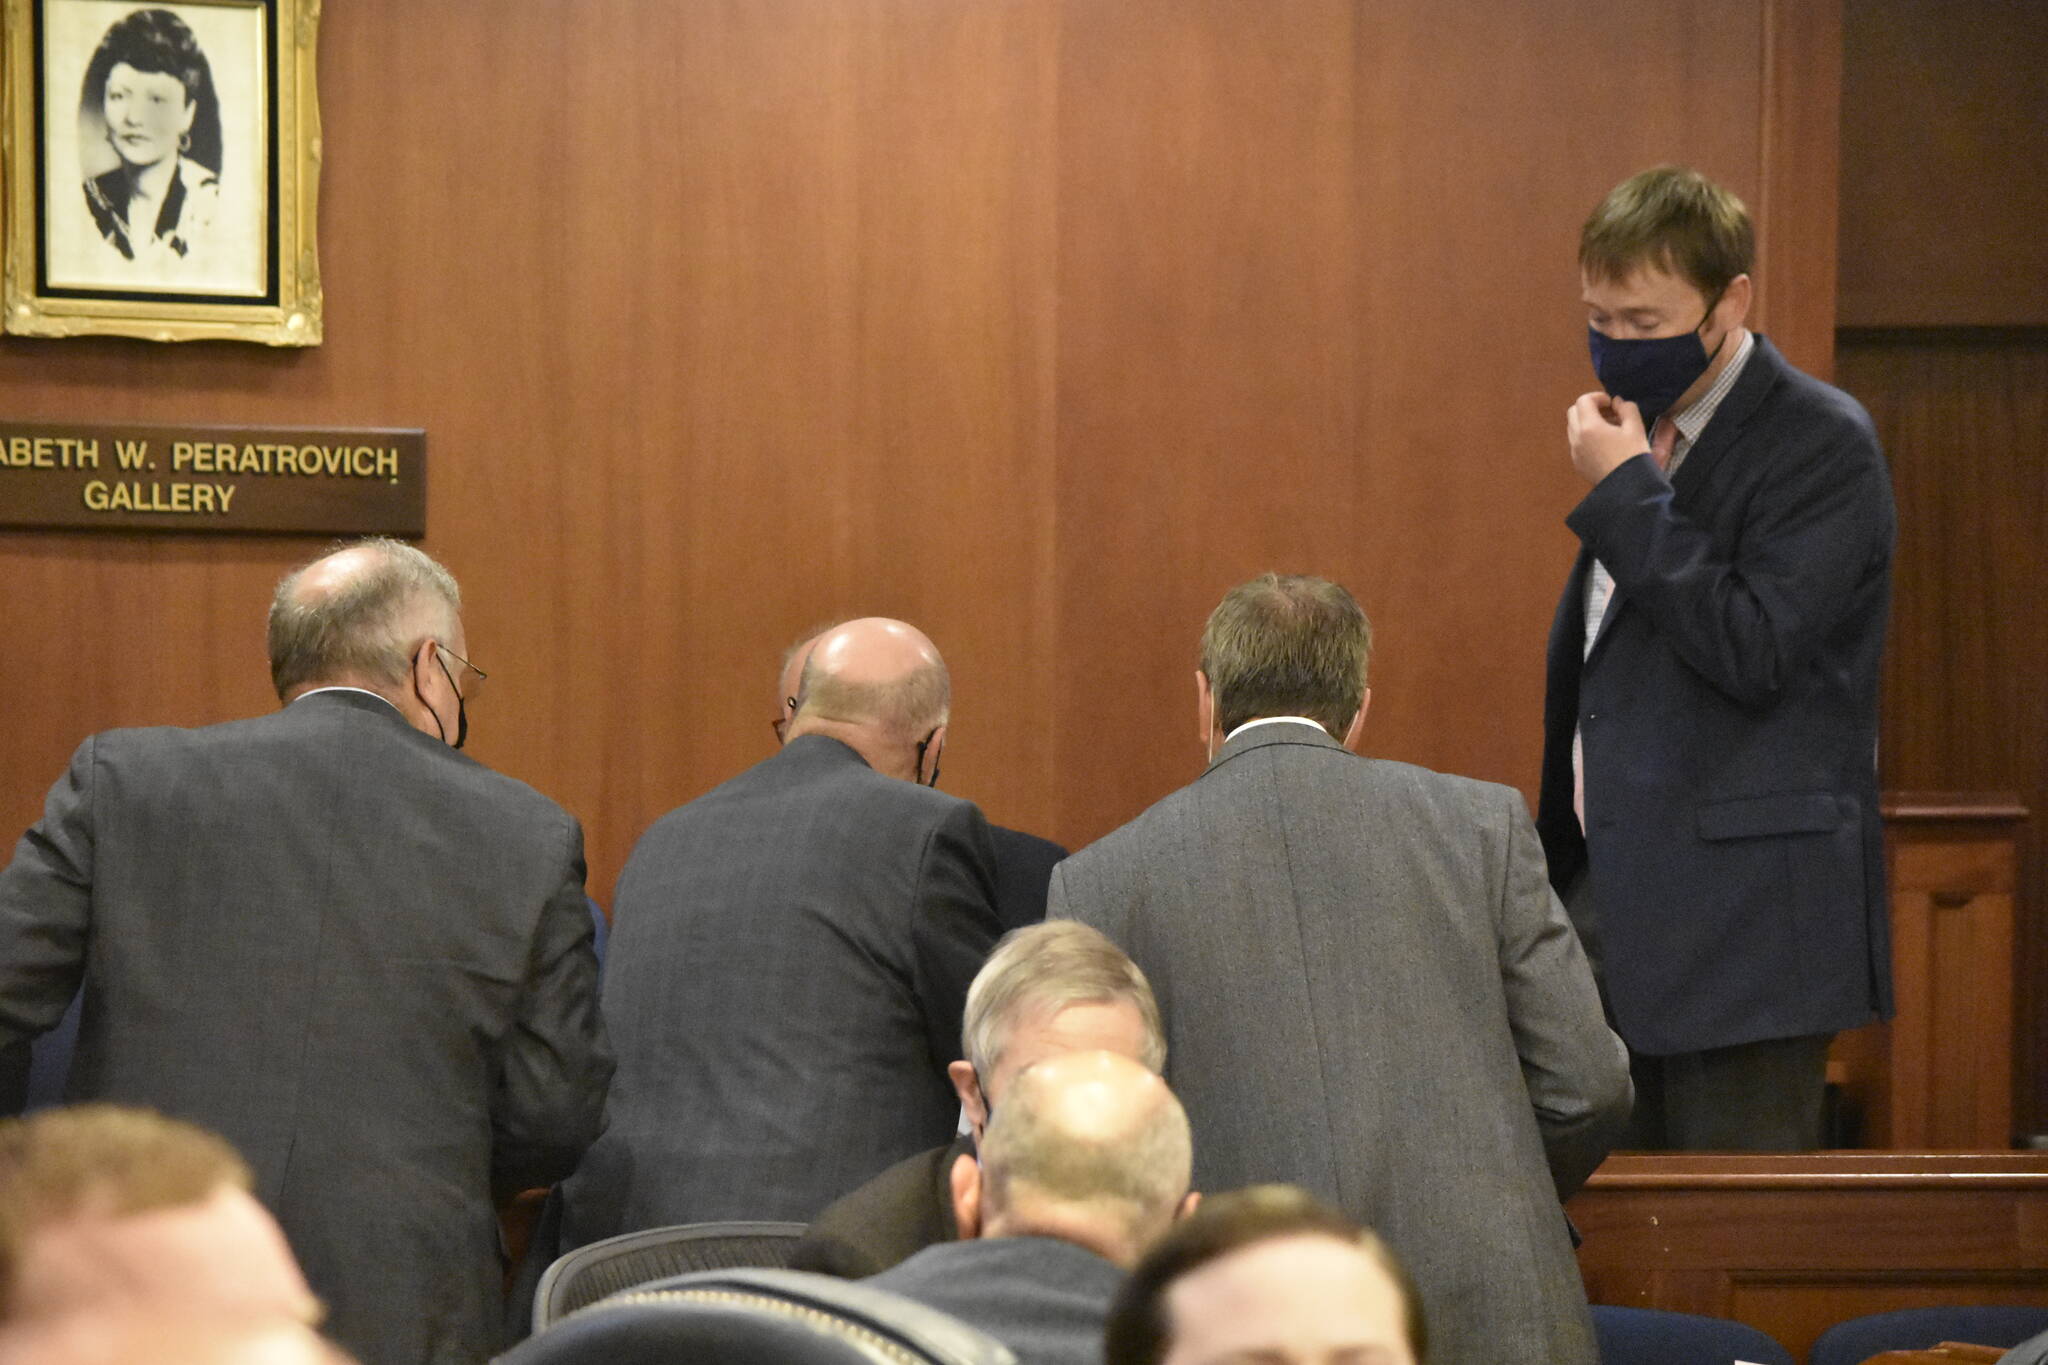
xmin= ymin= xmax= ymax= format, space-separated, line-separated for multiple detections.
xmin=532 ymin=1221 xmax=809 ymax=1331
xmin=502 ymin=1266 xmax=1015 ymax=1365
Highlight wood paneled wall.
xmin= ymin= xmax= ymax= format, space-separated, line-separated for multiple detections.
xmin=0 ymin=1 xmax=1841 ymax=903
xmin=1841 ymin=334 xmax=2048 ymax=1138
xmin=1838 ymin=0 xmax=2048 ymax=328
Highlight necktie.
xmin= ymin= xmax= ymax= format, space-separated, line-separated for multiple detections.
xmin=1650 ymin=416 xmax=1678 ymax=471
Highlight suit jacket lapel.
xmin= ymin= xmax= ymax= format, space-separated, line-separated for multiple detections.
xmin=1667 ymin=333 xmax=1783 ymax=500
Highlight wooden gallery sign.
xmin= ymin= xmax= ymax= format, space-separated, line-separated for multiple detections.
xmin=0 ymin=422 xmax=425 ymax=535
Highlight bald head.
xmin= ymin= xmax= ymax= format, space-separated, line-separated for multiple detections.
xmin=267 ymin=538 xmax=461 ymax=702
xmin=785 ymin=618 xmax=950 ymax=781
xmin=963 ymin=1051 xmax=1193 ymax=1267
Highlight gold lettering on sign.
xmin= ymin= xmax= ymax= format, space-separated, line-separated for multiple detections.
xmin=81 ymin=480 xmax=238 ymax=515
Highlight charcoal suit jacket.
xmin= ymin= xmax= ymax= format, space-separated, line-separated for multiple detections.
xmin=560 ymin=734 xmax=1003 ymax=1247
xmin=0 ymin=689 xmax=613 ymax=1365
xmin=1536 ymin=335 xmax=1896 ymax=1056
xmin=1049 ymin=722 xmax=1630 ymax=1365
xmin=865 ymin=1236 xmax=1122 ymax=1365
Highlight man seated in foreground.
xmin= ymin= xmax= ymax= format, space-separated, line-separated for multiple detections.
xmin=0 ymin=1105 xmax=321 ymax=1332
xmin=790 ymin=919 xmax=1166 ymax=1277
xmin=1105 ymin=1184 xmax=1424 ymax=1365
xmin=863 ymin=1051 xmax=1196 ymax=1365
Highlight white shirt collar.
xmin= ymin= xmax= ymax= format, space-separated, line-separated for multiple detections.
xmin=1224 ymin=716 xmax=1330 ymax=743
xmin=291 ymin=685 xmax=401 ymax=715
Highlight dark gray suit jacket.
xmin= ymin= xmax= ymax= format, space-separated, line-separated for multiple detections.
xmin=788 ymin=1134 xmax=970 ymax=1277
xmin=865 ymin=1236 xmax=1121 ymax=1365
xmin=0 ymin=690 xmax=613 ymax=1365
xmin=561 ymin=734 xmax=1002 ymax=1246
xmin=1049 ymin=723 xmax=1630 ymax=1365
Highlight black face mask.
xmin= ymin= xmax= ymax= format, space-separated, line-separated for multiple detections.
xmin=1586 ymin=289 xmax=1727 ymax=430
xmin=418 ymin=651 xmax=468 ymax=750
xmin=914 ymin=728 xmax=942 ymax=788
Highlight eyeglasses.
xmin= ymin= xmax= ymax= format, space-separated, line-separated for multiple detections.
xmin=769 ymin=695 xmax=798 ymax=744
xmin=435 ymin=644 xmax=487 ymax=701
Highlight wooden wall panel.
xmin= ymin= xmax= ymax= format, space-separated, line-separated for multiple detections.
xmin=1840 ymin=334 xmax=2048 ymax=1138
xmin=1573 ymin=1154 xmax=2048 ymax=1362
xmin=1 ymin=1 xmax=1841 ymax=903
xmin=1838 ymin=0 xmax=2048 ymax=327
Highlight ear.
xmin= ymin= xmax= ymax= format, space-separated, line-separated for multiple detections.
xmin=410 ymin=638 xmax=439 ymax=695
xmin=1341 ymin=687 xmax=1371 ymax=753
xmin=947 ymin=1060 xmax=987 ymax=1135
xmin=1720 ymin=273 xmax=1753 ymax=330
xmin=178 ymin=98 xmax=197 ymax=134
xmin=921 ymin=723 xmax=948 ymax=784
xmin=1195 ymin=670 xmax=1217 ymax=749
xmin=1175 ymin=1190 xmax=1203 ymax=1221
xmin=949 ymin=1151 xmax=983 ymax=1241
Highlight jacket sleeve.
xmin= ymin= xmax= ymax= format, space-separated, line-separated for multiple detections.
xmin=491 ymin=813 xmax=615 ymax=1197
xmin=1569 ymin=411 xmax=1893 ymax=708
xmin=909 ymin=801 xmax=1003 ymax=1076
xmin=0 ymin=739 xmax=97 ymax=1050
xmin=1493 ymin=785 xmax=1632 ymax=1200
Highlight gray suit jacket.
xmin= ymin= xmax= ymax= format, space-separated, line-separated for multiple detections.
xmin=1048 ymin=723 xmax=1630 ymax=1365
xmin=561 ymin=734 xmax=1003 ymax=1246
xmin=0 ymin=690 xmax=613 ymax=1365
xmin=865 ymin=1236 xmax=1121 ymax=1365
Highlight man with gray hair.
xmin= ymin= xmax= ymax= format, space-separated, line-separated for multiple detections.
xmin=562 ymin=617 xmax=1003 ymax=1245
xmin=0 ymin=538 xmax=613 ymax=1365
xmin=863 ymin=1051 xmax=1196 ymax=1365
xmin=1051 ymin=572 xmax=1631 ymax=1365
xmin=792 ymin=919 xmax=1166 ymax=1276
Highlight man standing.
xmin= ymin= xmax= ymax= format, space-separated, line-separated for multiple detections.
xmin=0 ymin=538 xmax=613 ymax=1364
xmin=773 ymin=626 xmax=1066 ymax=930
xmin=563 ymin=618 xmax=1003 ymax=1245
xmin=1050 ymin=573 xmax=1629 ymax=1365
xmin=791 ymin=919 xmax=1166 ymax=1277
xmin=1542 ymin=165 xmax=1896 ymax=1150
xmin=864 ymin=1051 xmax=1195 ymax=1365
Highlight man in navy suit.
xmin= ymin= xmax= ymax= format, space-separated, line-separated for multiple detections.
xmin=1538 ymin=165 xmax=1896 ymax=1149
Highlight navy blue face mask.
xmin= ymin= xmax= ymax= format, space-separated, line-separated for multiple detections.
xmin=1586 ymin=290 xmax=1726 ymax=431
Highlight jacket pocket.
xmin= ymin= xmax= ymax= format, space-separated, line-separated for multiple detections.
xmin=1696 ymin=791 xmax=1844 ymax=841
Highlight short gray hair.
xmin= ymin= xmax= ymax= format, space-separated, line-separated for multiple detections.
xmin=980 ymin=1060 xmax=1192 ymax=1247
xmin=965 ymin=922 xmax=1166 ymax=1078
xmin=1199 ymin=574 xmax=1371 ymax=737
xmin=267 ymin=537 xmax=460 ymax=701
xmin=794 ymin=652 xmax=950 ymax=744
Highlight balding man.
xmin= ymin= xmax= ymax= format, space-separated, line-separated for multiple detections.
xmin=773 ymin=627 xmax=1068 ymax=931
xmin=0 ymin=538 xmax=612 ymax=1365
xmin=792 ymin=920 xmax=1167 ymax=1277
xmin=864 ymin=1051 xmax=1194 ymax=1365
xmin=563 ymin=618 xmax=1003 ymax=1245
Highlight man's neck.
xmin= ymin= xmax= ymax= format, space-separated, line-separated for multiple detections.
xmin=1669 ymin=325 xmax=1749 ymax=422
xmin=783 ymin=721 xmax=911 ymax=780
xmin=981 ymin=1208 xmax=1132 ymax=1267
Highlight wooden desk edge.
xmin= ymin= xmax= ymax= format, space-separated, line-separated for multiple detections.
xmin=1580 ymin=1153 xmax=2048 ymax=1191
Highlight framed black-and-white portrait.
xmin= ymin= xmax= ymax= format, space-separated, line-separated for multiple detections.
xmin=3 ymin=0 xmax=321 ymax=345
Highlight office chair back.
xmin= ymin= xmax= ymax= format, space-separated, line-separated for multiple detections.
xmin=533 ymin=1220 xmax=807 ymax=1330
xmin=1810 ymin=1307 xmax=2048 ymax=1365
xmin=503 ymin=1266 xmax=1016 ymax=1365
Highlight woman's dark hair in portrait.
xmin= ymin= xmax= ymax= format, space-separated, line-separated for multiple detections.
xmin=80 ymin=8 xmax=223 ymax=175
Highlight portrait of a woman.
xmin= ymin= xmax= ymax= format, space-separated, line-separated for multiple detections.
xmin=77 ymin=8 xmax=223 ymax=269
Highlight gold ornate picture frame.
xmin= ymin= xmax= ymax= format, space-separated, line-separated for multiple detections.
xmin=2 ymin=0 xmax=320 ymax=345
